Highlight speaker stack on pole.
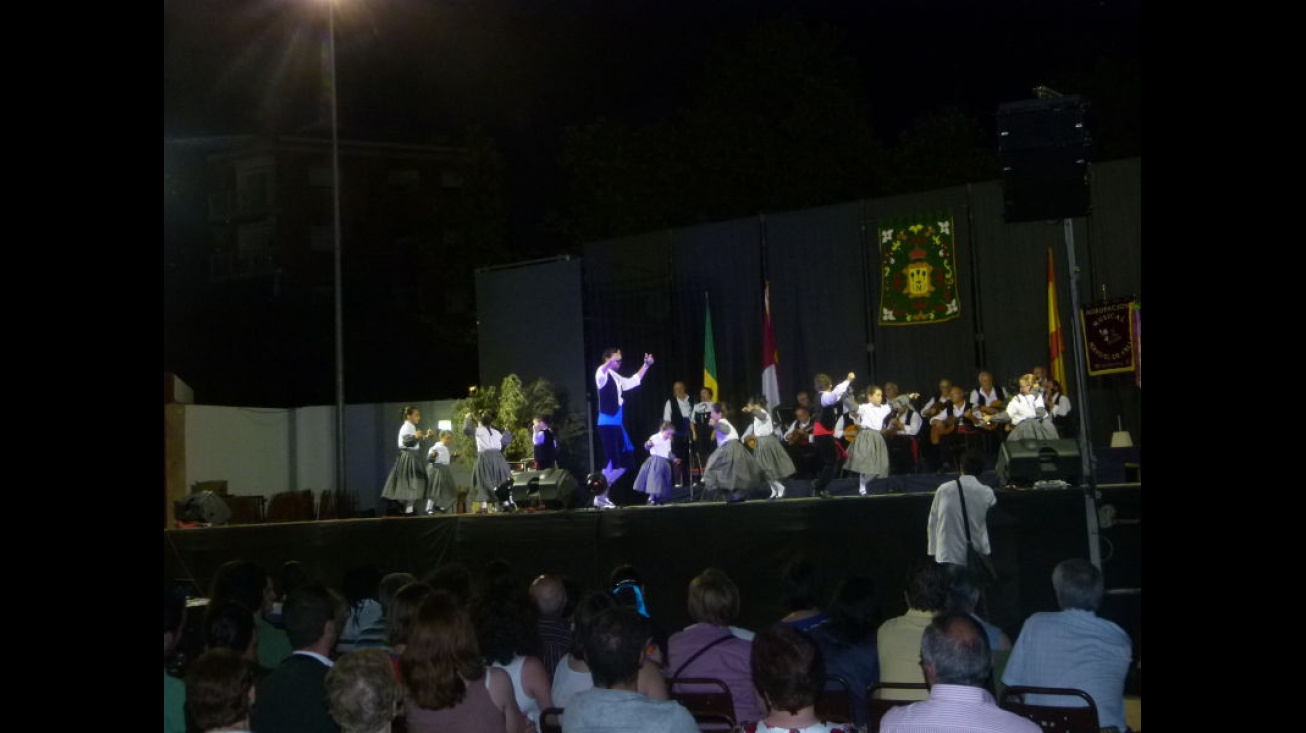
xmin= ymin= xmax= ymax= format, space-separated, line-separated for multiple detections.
xmin=998 ymin=94 xmax=1091 ymax=223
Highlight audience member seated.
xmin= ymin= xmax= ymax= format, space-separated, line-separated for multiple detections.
xmin=777 ymin=557 xmax=828 ymax=632
xmin=251 ymin=581 xmax=347 ymax=733
xmin=208 ymin=559 xmax=294 ymax=671
xmin=165 ymin=587 xmax=188 ymax=733
xmin=1002 ymin=558 xmax=1133 ymax=733
xmin=354 ymin=572 xmax=417 ymax=650
xmin=666 ymin=568 xmax=762 ymax=725
xmin=942 ymin=564 xmax=1010 ymax=653
xmin=611 ymin=563 xmax=669 ymax=666
xmin=563 ymin=606 xmax=699 ymax=733
xmin=186 ymin=648 xmax=256 ymax=733
xmin=384 ymin=581 xmax=436 ymax=679
xmin=879 ymin=613 xmax=1039 ymax=733
xmin=424 ymin=560 xmax=474 ymax=606
xmin=203 ymin=599 xmax=273 ymax=682
xmin=326 ymin=648 xmax=405 ymax=733
xmin=471 ymin=565 xmax=554 ymax=728
xmin=337 ymin=563 xmax=385 ymax=655
xmin=400 ymin=590 xmax=524 ymax=733
xmin=268 ymin=559 xmax=311 ymax=628
xmin=531 ymin=573 xmax=574 ymax=677
xmin=738 ymin=623 xmax=856 ymax=733
xmin=876 ymin=558 xmax=949 ymax=700
xmin=806 ymin=574 xmax=881 ymax=729
xmin=552 ymin=591 xmax=669 ymax=710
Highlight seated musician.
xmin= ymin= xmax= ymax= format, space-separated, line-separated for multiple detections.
xmin=882 ymin=382 xmax=923 ymax=475
xmin=783 ymin=405 xmax=820 ymax=480
xmin=919 ymin=378 xmax=954 ymax=423
xmin=927 ymin=386 xmax=973 ymax=473
xmin=1043 ymin=378 xmax=1075 ymax=437
xmin=968 ymin=371 xmax=1008 ymax=465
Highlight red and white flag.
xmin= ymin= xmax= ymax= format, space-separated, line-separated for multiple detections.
xmin=762 ymin=281 xmax=781 ymax=410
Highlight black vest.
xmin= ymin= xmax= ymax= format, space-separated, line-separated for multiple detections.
xmin=669 ymin=397 xmax=690 ymax=434
xmin=598 ymin=376 xmax=619 ymax=415
xmin=818 ymin=395 xmax=840 ymax=430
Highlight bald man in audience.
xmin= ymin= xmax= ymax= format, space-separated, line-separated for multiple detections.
xmin=531 ymin=573 xmax=573 ymax=676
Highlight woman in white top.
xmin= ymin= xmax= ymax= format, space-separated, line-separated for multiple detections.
xmin=741 ymin=396 xmax=796 ymax=500
xmin=463 ymin=413 xmax=513 ymax=513
xmin=845 ymin=386 xmax=892 ymax=495
xmin=1003 ymin=374 xmax=1058 ymax=441
xmin=381 ymin=406 xmax=433 ymax=514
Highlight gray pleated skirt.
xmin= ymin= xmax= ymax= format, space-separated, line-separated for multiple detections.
xmin=751 ymin=434 xmax=796 ymax=481
xmin=846 ymin=428 xmax=890 ymax=478
xmin=471 ymin=450 xmax=513 ymax=503
xmin=703 ymin=440 xmax=765 ymax=491
xmin=634 ymin=455 xmax=673 ymax=502
xmin=1010 ymin=419 xmax=1058 ymax=441
xmin=426 ymin=462 xmax=458 ymax=512
xmin=381 ymin=451 xmax=427 ymax=502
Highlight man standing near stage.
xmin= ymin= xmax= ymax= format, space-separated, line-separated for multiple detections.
xmin=663 ymin=381 xmax=694 ymax=488
xmin=595 ymin=348 xmax=655 ymax=504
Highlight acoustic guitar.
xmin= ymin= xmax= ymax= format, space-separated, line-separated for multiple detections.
xmin=929 ymin=412 xmax=958 ymax=445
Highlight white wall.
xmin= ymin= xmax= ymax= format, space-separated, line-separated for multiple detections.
xmin=182 ymin=398 xmax=471 ymax=515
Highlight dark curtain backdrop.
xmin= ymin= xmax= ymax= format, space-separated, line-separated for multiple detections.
xmin=569 ymin=158 xmax=1140 ymax=458
xmin=764 ymin=202 xmax=870 ymax=403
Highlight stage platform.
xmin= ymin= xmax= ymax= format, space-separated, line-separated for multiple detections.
xmin=164 ymin=477 xmax=1141 ymax=654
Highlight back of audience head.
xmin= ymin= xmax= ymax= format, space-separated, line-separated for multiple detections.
xmin=780 ymin=557 xmax=821 ymax=614
xmin=942 ymin=564 xmax=982 ymax=616
xmin=342 ymin=564 xmax=383 ymax=610
xmin=209 ymin=559 xmax=274 ymax=616
xmin=401 ymin=590 xmax=485 ymax=710
xmin=582 ymin=606 xmax=651 ymax=688
xmin=823 ymin=574 xmax=880 ymax=644
xmin=570 ymin=590 xmax=618 ymax=660
xmin=186 ymin=648 xmax=254 ymax=733
xmin=1052 ymin=558 xmax=1104 ymax=612
xmin=424 ymin=561 xmax=473 ymax=606
xmin=279 ymin=560 xmax=311 ymax=599
xmin=475 ymin=558 xmax=522 ymax=601
xmin=904 ymin=557 xmax=949 ymax=613
xmin=379 ymin=572 xmax=418 ymax=614
xmin=960 ymin=451 xmax=986 ymax=477
xmin=921 ymin=612 xmax=991 ymax=687
xmin=472 ymin=581 xmax=541 ymax=665
xmin=609 ymin=563 xmax=645 ymax=611
xmin=327 ymin=648 xmax=404 ymax=733
xmin=203 ymin=599 xmax=257 ymax=660
xmin=750 ymin=623 xmax=826 ymax=714
xmin=530 ymin=573 xmax=568 ymax=619
xmin=386 ymin=581 xmax=436 ymax=648
xmin=285 ymin=580 xmax=347 ymax=650
xmin=687 ymin=568 xmax=741 ymax=627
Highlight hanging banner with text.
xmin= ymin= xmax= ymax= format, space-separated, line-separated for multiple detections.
xmin=877 ymin=211 xmax=961 ymax=326
xmin=1080 ymin=299 xmax=1138 ymax=376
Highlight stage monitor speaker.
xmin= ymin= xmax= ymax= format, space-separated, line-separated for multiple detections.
xmin=995 ymin=438 xmax=1081 ymax=487
xmin=511 ymin=468 xmax=580 ymax=509
xmin=179 ymin=490 xmax=232 ymax=525
xmin=998 ymin=96 xmax=1091 ymax=222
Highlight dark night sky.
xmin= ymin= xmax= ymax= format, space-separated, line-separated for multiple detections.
xmin=165 ymin=0 xmax=1141 ymax=242
xmin=164 ymin=0 xmax=1140 ymax=405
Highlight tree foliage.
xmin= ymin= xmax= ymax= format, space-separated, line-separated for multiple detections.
xmin=450 ymin=374 xmax=582 ymax=467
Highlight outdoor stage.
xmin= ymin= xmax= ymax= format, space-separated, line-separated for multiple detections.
xmin=163 ymin=475 xmax=1141 ymax=653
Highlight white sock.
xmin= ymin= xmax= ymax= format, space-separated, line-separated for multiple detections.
xmin=858 ymin=476 xmax=869 ymax=495
xmin=404 ymin=501 xmax=415 ymax=513
xmin=770 ymin=480 xmax=785 ymax=498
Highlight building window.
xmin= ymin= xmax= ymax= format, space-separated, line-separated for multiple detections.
xmin=389 ymin=169 xmax=420 ymax=187
xmin=236 ymin=157 xmax=275 ymax=212
xmin=308 ymin=167 xmax=333 ymax=188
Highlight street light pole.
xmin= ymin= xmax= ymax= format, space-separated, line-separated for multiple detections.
xmin=329 ymin=0 xmax=347 ymax=503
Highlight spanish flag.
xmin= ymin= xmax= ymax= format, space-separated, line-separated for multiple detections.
xmin=1048 ymin=247 xmax=1068 ymax=389
xmin=703 ymin=293 xmax=718 ymax=402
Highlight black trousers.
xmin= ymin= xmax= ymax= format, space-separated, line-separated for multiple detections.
xmin=671 ymin=432 xmax=692 ymax=486
xmin=812 ymin=435 xmax=840 ymax=495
